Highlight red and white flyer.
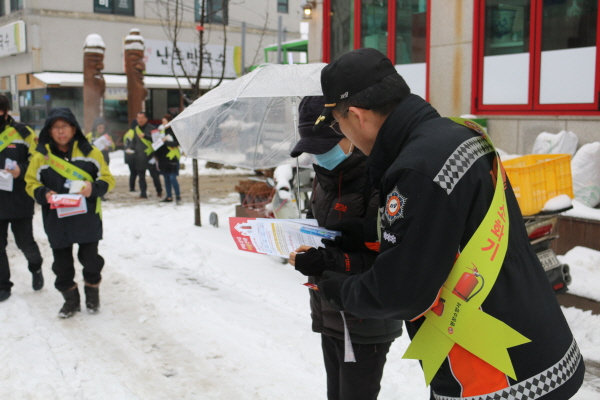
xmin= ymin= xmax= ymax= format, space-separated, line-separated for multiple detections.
xmin=229 ymin=217 xmax=339 ymax=258
xmin=49 ymin=194 xmax=82 ymax=209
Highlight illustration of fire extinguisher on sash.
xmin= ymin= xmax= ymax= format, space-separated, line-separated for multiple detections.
xmin=432 ymin=263 xmax=485 ymax=317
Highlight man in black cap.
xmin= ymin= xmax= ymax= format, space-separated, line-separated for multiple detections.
xmin=288 ymin=96 xmax=403 ymax=400
xmin=0 ymin=94 xmax=44 ymax=302
xmin=314 ymin=48 xmax=584 ymax=399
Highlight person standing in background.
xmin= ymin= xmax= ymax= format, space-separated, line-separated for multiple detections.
xmin=85 ymin=116 xmax=114 ymax=165
xmin=156 ymin=114 xmax=182 ymax=205
xmin=123 ymin=119 xmax=138 ymax=192
xmin=127 ymin=112 xmax=162 ymax=199
xmin=0 ymin=94 xmax=44 ymax=302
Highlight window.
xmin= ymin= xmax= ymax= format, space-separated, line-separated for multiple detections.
xmin=0 ymin=1 xmax=5 ymax=17
xmin=324 ymin=0 xmax=429 ymax=99
xmin=329 ymin=0 xmax=355 ymax=62
xmin=195 ymin=0 xmax=229 ymax=25
xmin=361 ymin=0 xmax=388 ymax=54
xmin=93 ymin=0 xmax=135 ymax=16
xmin=473 ymin=0 xmax=599 ymax=114
xmin=278 ymin=0 xmax=288 ymax=14
xmin=10 ymin=0 xmax=23 ymax=12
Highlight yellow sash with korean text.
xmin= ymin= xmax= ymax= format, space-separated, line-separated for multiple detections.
xmin=45 ymin=144 xmax=102 ymax=217
xmin=402 ymin=118 xmax=530 ymax=386
xmin=135 ymin=126 xmax=154 ymax=156
xmin=0 ymin=127 xmax=20 ymax=153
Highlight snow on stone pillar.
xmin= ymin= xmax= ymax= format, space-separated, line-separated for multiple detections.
xmin=124 ymin=28 xmax=148 ymax=123
xmin=83 ymin=34 xmax=106 ymax=134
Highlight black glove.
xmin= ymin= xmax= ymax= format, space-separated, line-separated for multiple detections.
xmin=294 ymin=248 xmax=333 ymax=276
xmin=317 ymin=270 xmax=349 ymax=311
xmin=322 ymin=217 xmax=378 ymax=252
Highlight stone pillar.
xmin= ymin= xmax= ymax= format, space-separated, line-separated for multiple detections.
xmin=83 ymin=34 xmax=106 ymax=134
xmin=124 ymin=28 xmax=148 ymax=123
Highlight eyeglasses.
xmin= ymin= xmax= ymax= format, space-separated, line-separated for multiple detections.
xmin=50 ymin=124 xmax=73 ymax=132
xmin=329 ymin=109 xmax=348 ymax=135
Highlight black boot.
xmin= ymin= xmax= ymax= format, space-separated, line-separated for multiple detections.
xmin=0 ymin=290 xmax=10 ymax=302
xmin=32 ymin=269 xmax=44 ymax=291
xmin=58 ymin=286 xmax=81 ymax=318
xmin=84 ymin=283 xmax=100 ymax=314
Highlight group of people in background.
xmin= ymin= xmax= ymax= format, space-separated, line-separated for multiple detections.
xmin=0 ymin=92 xmax=181 ymax=319
xmin=123 ymin=111 xmax=182 ymax=204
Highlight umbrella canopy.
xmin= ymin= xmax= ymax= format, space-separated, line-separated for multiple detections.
xmin=170 ymin=63 xmax=326 ymax=170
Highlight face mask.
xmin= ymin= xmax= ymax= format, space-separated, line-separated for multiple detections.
xmin=314 ymin=143 xmax=353 ymax=170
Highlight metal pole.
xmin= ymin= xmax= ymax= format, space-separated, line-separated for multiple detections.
xmin=291 ymin=97 xmax=301 ymax=214
xmin=193 ymin=159 xmax=202 ymax=226
xmin=277 ymin=16 xmax=282 ymax=64
xmin=241 ymin=22 xmax=246 ymax=74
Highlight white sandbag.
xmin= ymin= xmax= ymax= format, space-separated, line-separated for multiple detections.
xmin=531 ymin=130 xmax=578 ymax=156
xmin=571 ymin=142 xmax=600 ymax=208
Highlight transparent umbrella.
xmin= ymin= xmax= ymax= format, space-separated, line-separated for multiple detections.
xmin=170 ymin=63 xmax=326 ymax=170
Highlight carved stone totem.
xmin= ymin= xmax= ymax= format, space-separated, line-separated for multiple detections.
xmin=83 ymin=34 xmax=106 ymax=134
xmin=124 ymin=28 xmax=148 ymax=123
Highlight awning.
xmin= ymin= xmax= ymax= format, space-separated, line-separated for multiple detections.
xmin=32 ymin=72 xmax=226 ymax=90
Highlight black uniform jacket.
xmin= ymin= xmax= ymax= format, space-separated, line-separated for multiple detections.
xmin=340 ymin=95 xmax=584 ymax=399
xmin=308 ymin=151 xmax=403 ymax=344
xmin=25 ymin=108 xmax=115 ymax=249
xmin=155 ymin=127 xmax=180 ymax=174
xmin=128 ymin=123 xmax=157 ymax=171
xmin=0 ymin=116 xmax=37 ymax=220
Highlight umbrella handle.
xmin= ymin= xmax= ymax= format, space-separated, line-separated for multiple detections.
xmin=292 ymin=96 xmax=301 ymax=216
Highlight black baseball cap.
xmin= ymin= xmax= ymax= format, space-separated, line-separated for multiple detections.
xmin=290 ymin=96 xmax=343 ymax=158
xmin=314 ymin=48 xmax=398 ymax=130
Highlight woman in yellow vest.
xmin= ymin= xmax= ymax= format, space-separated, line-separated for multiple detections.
xmin=25 ymin=107 xmax=115 ymax=318
xmin=85 ymin=117 xmax=115 ymax=165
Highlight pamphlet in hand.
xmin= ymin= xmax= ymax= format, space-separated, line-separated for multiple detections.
xmin=4 ymin=158 xmax=17 ymax=170
xmin=92 ymin=134 xmax=113 ymax=151
xmin=48 ymin=194 xmax=87 ymax=218
xmin=49 ymin=194 xmax=83 ymax=209
xmin=0 ymin=170 xmax=13 ymax=192
xmin=229 ymin=218 xmax=341 ymax=258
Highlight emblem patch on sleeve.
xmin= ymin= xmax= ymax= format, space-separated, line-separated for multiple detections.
xmin=384 ymin=187 xmax=407 ymax=225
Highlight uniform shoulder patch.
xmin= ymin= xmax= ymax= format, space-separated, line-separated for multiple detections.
xmin=384 ymin=187 xmax=407 ymax=225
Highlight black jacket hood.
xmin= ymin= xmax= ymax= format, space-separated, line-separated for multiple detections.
xmin=37 ymin=107 xmax=92 ymax=156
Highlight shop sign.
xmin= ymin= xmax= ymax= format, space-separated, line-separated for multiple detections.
xmin=0 ymin=21 xmax=26 ymax=59
xmin=144 ymin=39 xmax=241 ymax=78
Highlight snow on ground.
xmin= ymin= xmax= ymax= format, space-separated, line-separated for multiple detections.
xmin=108 ymin=150 xmax=253 ymax=177
xmin=1 ymin=194 xmax=599 ymax=398
xmin=559 ymin=247 xmax=600 ymax=302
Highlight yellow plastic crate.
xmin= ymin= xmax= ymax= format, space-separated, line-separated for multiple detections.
xmin=503 ymin=154 xmax=573 ymax=216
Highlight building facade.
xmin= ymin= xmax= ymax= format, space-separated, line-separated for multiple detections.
xmin=0 ymin=0 xmax=304 ymax=135
xmin=307 ymin=0 xmax=600 ymax=155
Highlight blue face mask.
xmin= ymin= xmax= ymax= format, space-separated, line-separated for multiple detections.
xmin=314 ymin=144 xmax=353 ymax=170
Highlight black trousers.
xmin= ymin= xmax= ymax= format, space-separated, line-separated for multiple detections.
xmin=137 ymin=164 xmax=162 ymax=196
xmin=52 ymin=242 xmax=104 ymax=292
xmin=0 ymin=218 xmax=43 ymax=291
xmin=321 ymin=334 xmax=392 ymax=400
xmin=128 ymin=162 xmax=137 ymax=191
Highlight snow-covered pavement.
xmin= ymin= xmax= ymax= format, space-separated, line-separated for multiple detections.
xmin=2 ymin=196 xmax=599 ymax=399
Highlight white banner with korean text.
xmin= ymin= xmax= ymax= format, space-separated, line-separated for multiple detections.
xmin=144 ymin=39 xmax=240 ymax=79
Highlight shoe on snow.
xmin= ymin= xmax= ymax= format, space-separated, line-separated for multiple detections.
xmin=0 ymin=290 xmax=11 ymax=302
xmin=176 ymin=197 xmax=182 ymax=205
xmin=32 ymin=269 xmax=44 ymax=291
xmin=84 ymin=285 xmax=100 ymax=314
xmin=58 ymin=287 xmax=81 ymax=318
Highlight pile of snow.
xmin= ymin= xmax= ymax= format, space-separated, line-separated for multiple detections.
xmin=571 ymin=142 xmax=600 ymax=208
xmin=558 ymin=246 xmax=600 ymax=303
